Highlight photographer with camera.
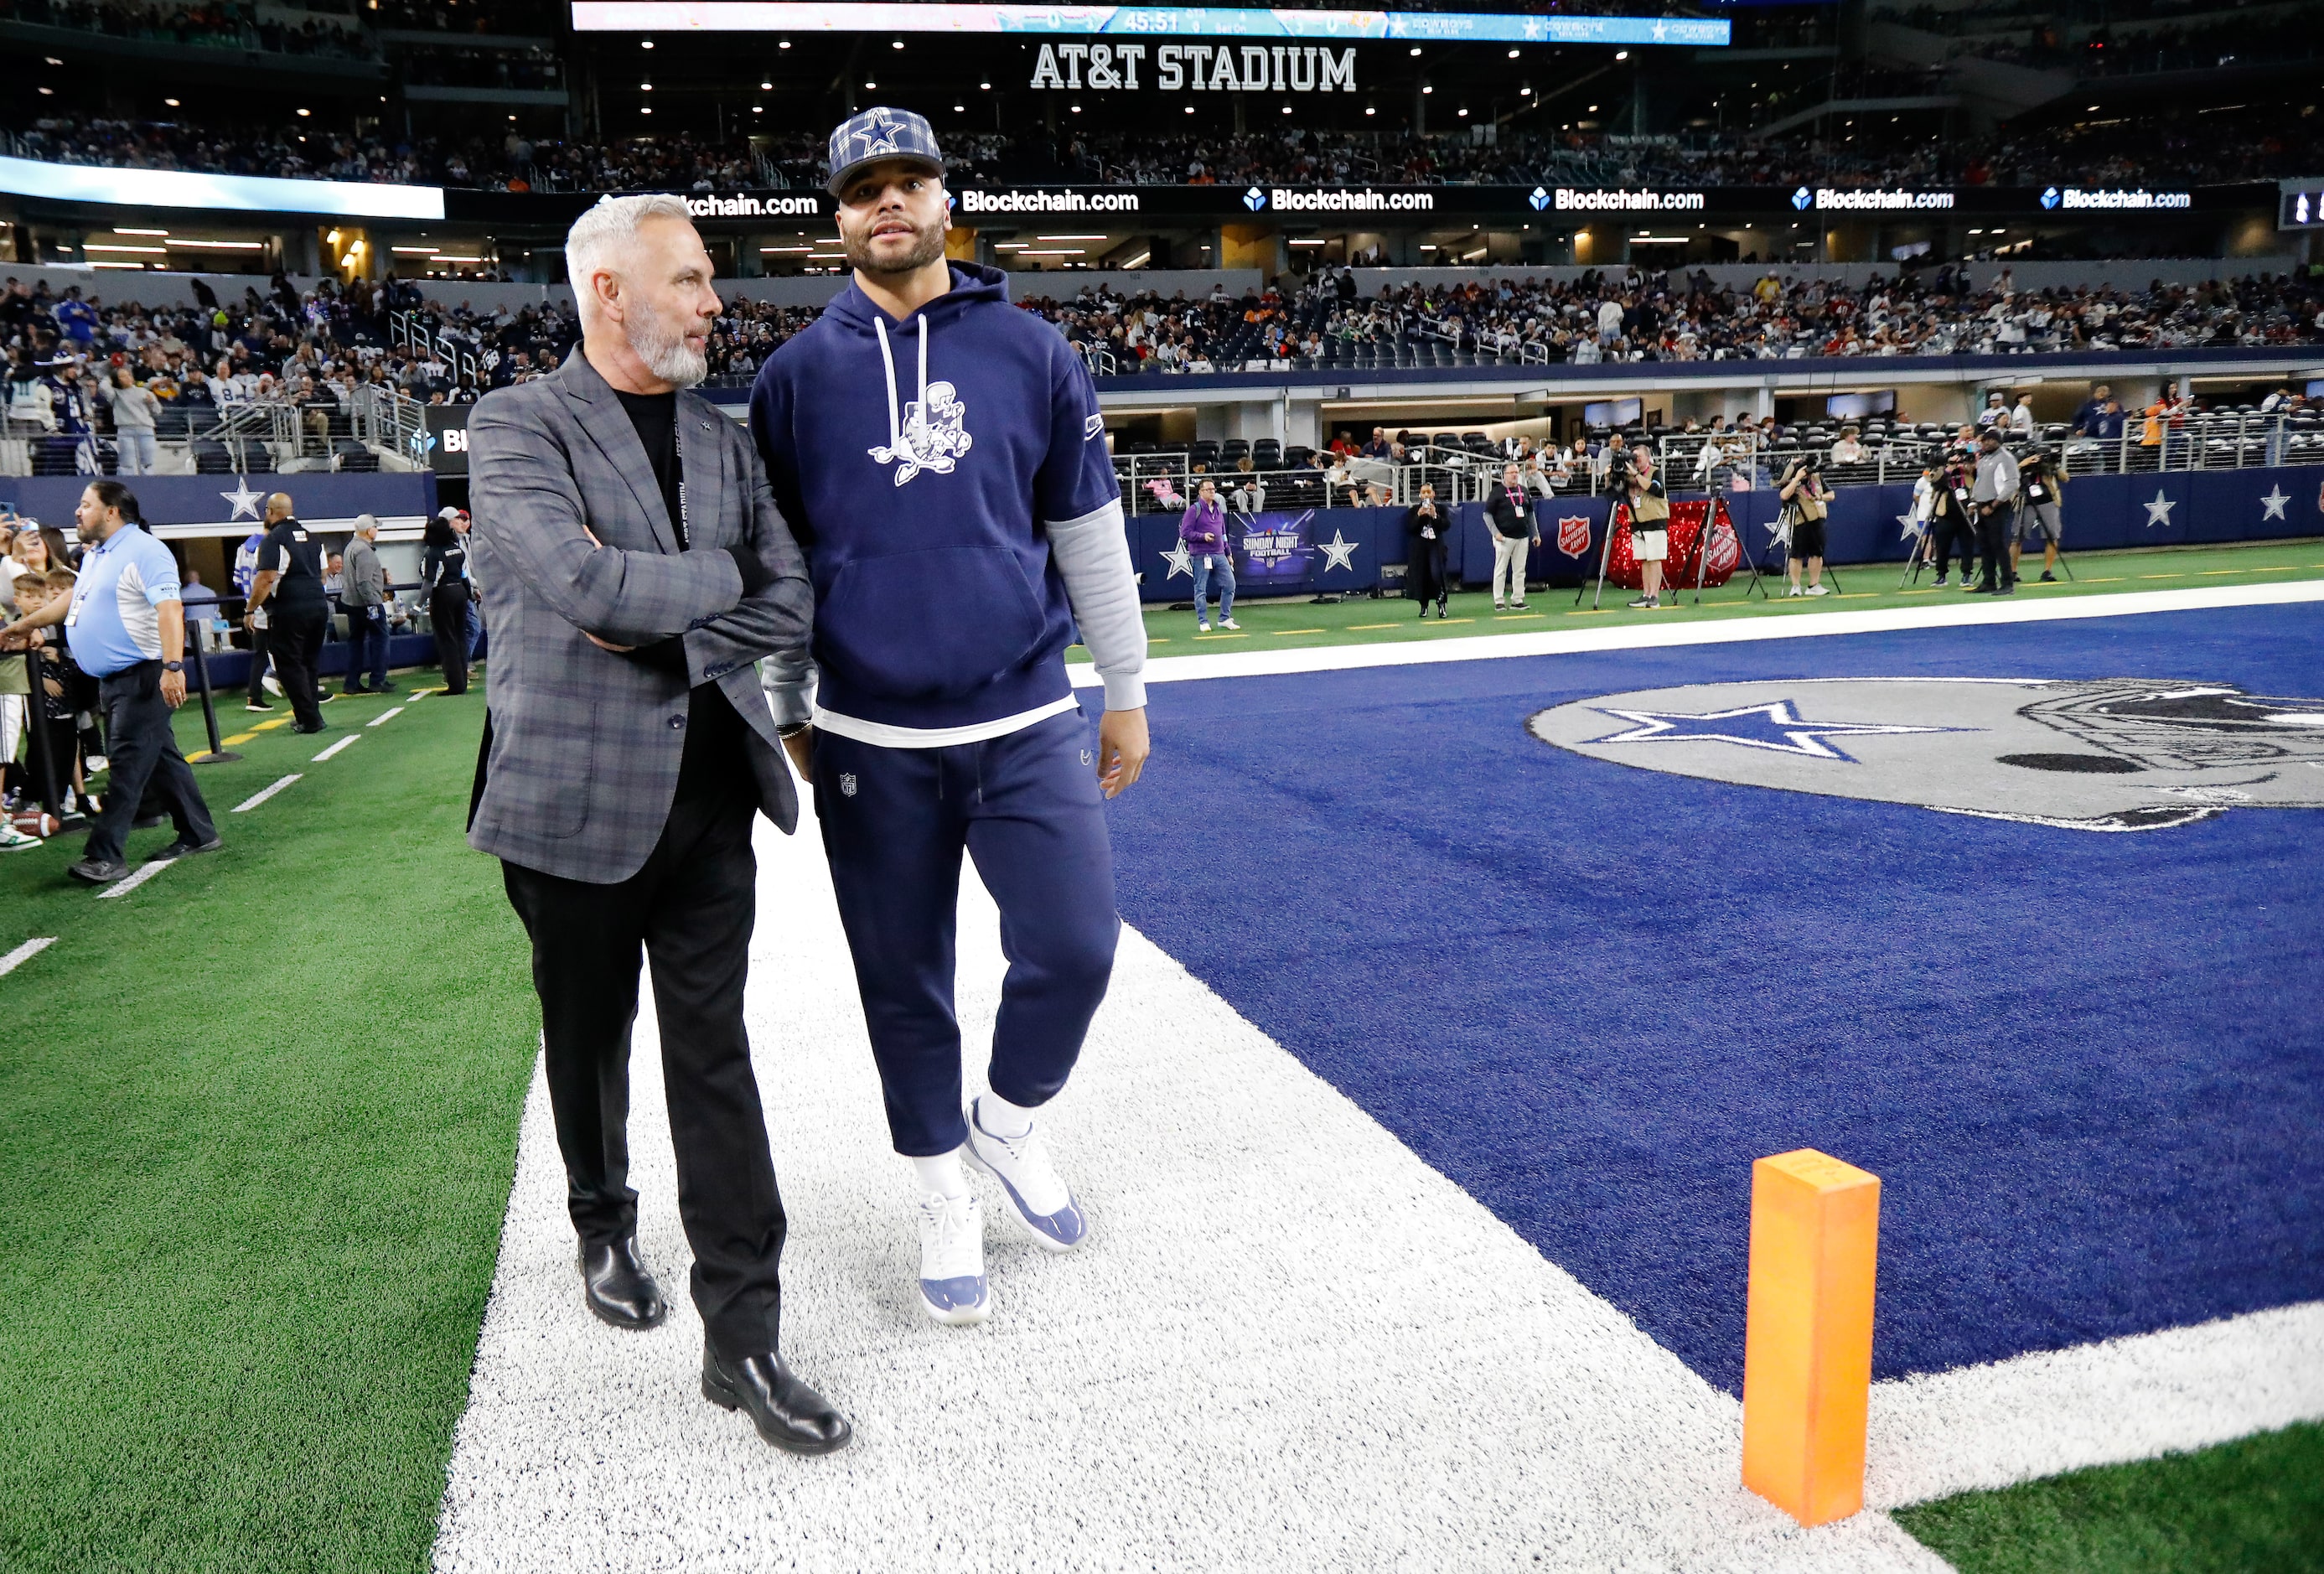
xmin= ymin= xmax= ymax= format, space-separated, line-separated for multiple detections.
xmin=1778 ymin=453 xmax=1830 ymax=598
xmin=2016 ymin=445 xmax=2066 ymax=583
xmin=1624 ymin=448 xmax=1671 ymax=611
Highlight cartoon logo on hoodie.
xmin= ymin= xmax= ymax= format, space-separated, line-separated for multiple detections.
xmin=869 ymin=381 xmax=974 ymax=486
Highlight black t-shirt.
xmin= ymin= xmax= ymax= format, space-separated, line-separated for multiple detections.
xmin=614 ymin=384 xmax=745 ymax=802
xmin=614 ymin=387 xmax=685 ymax=546
xmin=258 ymin=517 xmax=328 ymax=614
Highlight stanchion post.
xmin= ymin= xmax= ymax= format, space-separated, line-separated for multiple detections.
xmin=1741 ymin=1148 xmax=1881 ymax=1527
xmin=186 ymin=620 xmax=241 ymax=764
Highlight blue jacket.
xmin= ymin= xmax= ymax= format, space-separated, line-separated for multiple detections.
xmin=750 ymin=263 xmax=1120 ymax=733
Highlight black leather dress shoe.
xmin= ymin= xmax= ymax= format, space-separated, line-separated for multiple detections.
xmin=701 ymin=1345 xmax=851 ymax=1455
xmin=579 ymin=1236 xmax=668 ymax=1329
xmin=67 ymin=857 xmax=128 ymax=885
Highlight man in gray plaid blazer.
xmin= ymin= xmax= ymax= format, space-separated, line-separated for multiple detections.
xmin=467 ymin=193 xmax=849 ymax=1455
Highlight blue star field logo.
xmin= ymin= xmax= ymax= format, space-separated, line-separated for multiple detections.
xmin=1586 ymin=699 xmax=1970 ymax=762
xmin=1243 ymin=186 xmax=1267 ymax=212
xmin=1791 ymin=186 xmax=1814 ymax=211
xmin=1529 ymin=185 xmax=1552 ymax=211
xmin=2041 ymin=186 xmax=2062 ymax=210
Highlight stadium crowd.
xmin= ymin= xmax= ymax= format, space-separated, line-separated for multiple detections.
xmin=5 ymin=106 xmax=2318 ymax=196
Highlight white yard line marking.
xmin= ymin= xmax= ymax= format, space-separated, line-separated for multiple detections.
xmin=434 ymin=803 xmax=1944 ymax=1574
xmin=366 ymin=706 xmax=405 ymax=727
xmin=1074 ymin=579 xmax=2324 ymax=690
xmin=404 ymin=688 xmax=433 ymax=702
xmin=95 ymin=858 xmax=173 ymax=900
xmin=1867 ymin=1300 xmax=2324 ymax=1509
xmin=313 ymin=734 xmax=360 ymax=762
xmin=230 ymin=774 xmax=302 ymax=813
xmin=0 ymin=936 xmax=57 ymax=977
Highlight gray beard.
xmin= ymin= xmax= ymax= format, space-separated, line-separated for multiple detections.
xmin=846 ymin=220 xmax=946 ymax=278
xmin=628 ymin=295 xmax=708 ymax=387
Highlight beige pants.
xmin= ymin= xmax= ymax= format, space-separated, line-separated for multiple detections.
xmin=1492 ymin=533 xmax=1532 ymax=603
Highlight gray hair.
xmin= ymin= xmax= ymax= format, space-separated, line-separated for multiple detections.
xmin=566 ymin=194 xmax=695 ymax=317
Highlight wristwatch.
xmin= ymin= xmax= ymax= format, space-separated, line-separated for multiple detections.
xmin=163 ymin=660 xmax=184 ymax=672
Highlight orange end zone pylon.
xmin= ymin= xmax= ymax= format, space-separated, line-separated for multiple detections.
xmin=1741 ymin=1148 xmax=1881 ymax=1526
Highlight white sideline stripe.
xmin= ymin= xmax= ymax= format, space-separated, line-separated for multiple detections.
xmin=95 ymin=858 xmax=173 ymax=899
xmin=432 ymin=802 xmax=1947 ymax=1574
xmin=1073 ymin=578 xmax=2324 ymax=689
xmin=230 ymin=774 xmax=301 ymax=813
xmin=0 ymin=936 xmax=57 ymax=977
xmin=366 ymin=706 xmax=405 ymax=727
xmin=405 ymin=688 xmax=433 ymax=702
xmin=312 ymin=734 xmax=360 ymax=762
xmin=1868 ymin=1300 xmax=2324 ymax=1509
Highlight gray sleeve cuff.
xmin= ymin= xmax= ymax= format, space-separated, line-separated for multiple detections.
xmin=1048 ymin=500 xmax=1148 ymax=712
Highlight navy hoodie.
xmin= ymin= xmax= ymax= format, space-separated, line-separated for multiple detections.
xmin=749 ymin=262 xmax=1121 ymax=735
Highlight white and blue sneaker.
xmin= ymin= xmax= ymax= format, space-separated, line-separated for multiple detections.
xmin=915 ymin=1189 xmax=991 ymax=1326
xmin=963 ymin=1098 xmax=1089 ymax=1252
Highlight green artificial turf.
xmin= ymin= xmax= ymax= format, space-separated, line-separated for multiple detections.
xmin=1896 ymin=1422 xmax=2324 ymax=1574
xmin=0 ymin=683 xmax=537 ymax=1572
xmin=1076 ymin=536 xmax=2324 ymax=658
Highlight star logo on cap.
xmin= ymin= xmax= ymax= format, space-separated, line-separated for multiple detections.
xmin=861 ymin=108 xmax=906 ymax=157
xmin=220 ymin=478 xmax=263 ymax=520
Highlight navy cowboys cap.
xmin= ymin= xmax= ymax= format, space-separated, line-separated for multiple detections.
xmin=826 ymin=106 xmax=945 ymax=197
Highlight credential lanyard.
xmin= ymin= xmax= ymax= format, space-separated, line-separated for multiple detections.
xmin=673 ymin=420 xmax=690 ymax=548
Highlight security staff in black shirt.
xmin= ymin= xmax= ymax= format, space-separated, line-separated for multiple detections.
xmin=422 ymin=507 xmax=475 ymax=695
xmin=245 ymin=491 xmax=330 ymax=733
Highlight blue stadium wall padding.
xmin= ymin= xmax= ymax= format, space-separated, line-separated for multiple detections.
xmin=196 ymin=630 xmax=446 ymax=691
xmin=1134 ymin=506 xmax=1407 ymax=602
xmin=0 ymin=472 xmax=437 ymax=530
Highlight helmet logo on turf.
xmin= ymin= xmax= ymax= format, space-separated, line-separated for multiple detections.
xmin=1529 ymin=678 xmax=2324 ymax=831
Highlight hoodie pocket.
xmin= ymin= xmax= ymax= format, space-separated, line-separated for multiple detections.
xmin=819 ymin=546 xmax=1048 ymax=701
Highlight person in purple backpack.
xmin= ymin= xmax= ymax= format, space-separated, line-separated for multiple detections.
xmin=1180 ymin=477 xmax=1235 ymax=632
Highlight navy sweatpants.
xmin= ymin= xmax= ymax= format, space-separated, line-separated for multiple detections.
xmin=815 ymin=707 xmax=1121 ymax=1157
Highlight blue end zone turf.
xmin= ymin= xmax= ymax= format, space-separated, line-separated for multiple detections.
xmin=1096 ymin=605 xmax=2324 ymax=1393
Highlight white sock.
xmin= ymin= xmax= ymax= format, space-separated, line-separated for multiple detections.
xmin=976 ymin=1092 xmax=1038 ymax=1140
xmin=912 ymin=1150 xmax=968 ymax=1200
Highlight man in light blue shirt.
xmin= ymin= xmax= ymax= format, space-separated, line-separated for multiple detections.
xmin=0 ymin=480 xmax=220 ymax=883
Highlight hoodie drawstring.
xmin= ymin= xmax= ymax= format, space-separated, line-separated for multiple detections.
xmin=871 ymin=313 xmax=930 ymax=458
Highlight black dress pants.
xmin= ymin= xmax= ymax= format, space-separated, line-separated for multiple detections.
xmin=1976 ymin=506 xmax=2015 ymax=591
xmin=244 ymin=624 xmax=272 ymax=702
xmin=84 ymin=660 xmax=216 ymax=866
xmin=267 ymin=608 xmax=327 ymax=729
xmin=499 ymin=788 xmax=785 ymax=1360
xmin=428 ymin=586 xmax=471 ymax=694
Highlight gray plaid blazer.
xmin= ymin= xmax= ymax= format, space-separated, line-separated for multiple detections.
xmin=466 ymin=347 xmax=813 ymax=883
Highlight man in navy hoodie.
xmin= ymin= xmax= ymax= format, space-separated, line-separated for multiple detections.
xmin=751 ymin=109 xmax=1150 ymax=1328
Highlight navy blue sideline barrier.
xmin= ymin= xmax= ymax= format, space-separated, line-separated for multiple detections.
xmin=197 ymin=629 xmax=480 ymax=691
xmin=1131 ymin=466 xmax=2324 ymax=600
xmin=0 ymin=471 xmax=437 ymax=529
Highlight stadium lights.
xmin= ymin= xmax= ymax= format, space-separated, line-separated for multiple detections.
xmin=1507 ymin=49 xmax=1519 ymax=58
xmin=1069 ymin=102 xmax=1080 ymax=111
xmin=392 ymin=246 xmax=437 ymax=253
xmin=891 ymin=38 xmax=903 ymax=48
xmin=297 ymin=107 xmax=311 ymax=116
xmin=778 ymin=38 xmax=789 ymax=47
xmin=168 ymin=239 xmax=266 ymax=249
xmin=85 ymin=243 xmax=168 ymax=253
xmin=993 ymin=241 xmax=1025 ymax=248
xmin=1364 ymin=104 xmax=1375 ymax=115
xmin=761 ymin=245 xmax=813 ymax=252
xmin=1409 ymin=45 xmax=1421 ymax=55
xmin=642 ymin=106 xmax=652 ymax=113
xmin=1288 ymin=238 xmax=1328 ymax=246
xmin=326 ymin=229 xmax=341 ymax=243
xmin=89 ymin=261 xmax=151 ymax=270
xmin=641 ymin=81 xmax=653 ymax=89
xmin=1421 ymin=84 xmax=1433 ymax=94
xmin=44 ymin=55 xmax=61 ymax=65
xmin=760 ymin=80 xmax=772 ymax=88
xmin=1457 ymin=106 xmax=1469 ymax=116
xmin=1021 ymin=248 xmax=1083 ymax=256
xmin=116 ymin=227 xmax=168 ymax=236
xmin=1184 ymin=103 xmax=1195 ymax=113
xmin=1281 ymin=104 xmax=1292 ymax=114
xmin=755 ymin=105 xmax=765 ymax=112
xmin=38 ymin=88 xmax=52 ymax=96
xmin=1121 ymin=251 xmax=1150 ymax=268
xmin=954 ymin=103 xmax=965 ymax=111
xmin=431 ymin=255 xmax=484 ymax=263
xmin=641 ymin=38 xmax=652 ymax=46
xmin=1037 ymin=234 xmax=1105 ymax=240
xmin=865 ymin=78 xmax=876 ymax=87
xmin=1615 ymin=49 xmax=1629 ymax=60
xmin=164 ymin=98 xmax=180 ymax=106
xmin=980 ymin=80 xmax=991 ymax=88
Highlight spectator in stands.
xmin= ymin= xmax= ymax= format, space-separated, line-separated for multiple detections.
xmin=0 ymin=481 xmax=220 ymax=883
xmin=339 ymin=514 xmax=393 ymax=695
xmin=1969 ymin=429 xmax=2020 ymax=596
xmin=1978 ymin=392 xmax=2010 ymax=432
xmin=1829 ymin=425 xmax=1866 ymax=465
xmin=421 ymin=509 xmax=474 ymax=696
xmin=244 ymin=491 xmax=330 ymax=732
xmin=1778 ymin=454 xmax=1830 ymax=598
xmin=106 ymin=365 xmax=161 ymax=475
xmin=2073 ymin=384 xmax=2112 ymax=436
xmin=2010 ymin=391 xmax=2036 ymax=439
xmin=1483 ymin=462 xmax=1539 ymax=612
xmin=1405 ymin=481 xmax=1449 ymax=619
xmin=1180 ymin=479 xmax=1236 ymax=633
xmin=179 ymin=569 xmax=219 ymax=654
xmin=1228 ymin=456 xmax=1266 ymax=514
